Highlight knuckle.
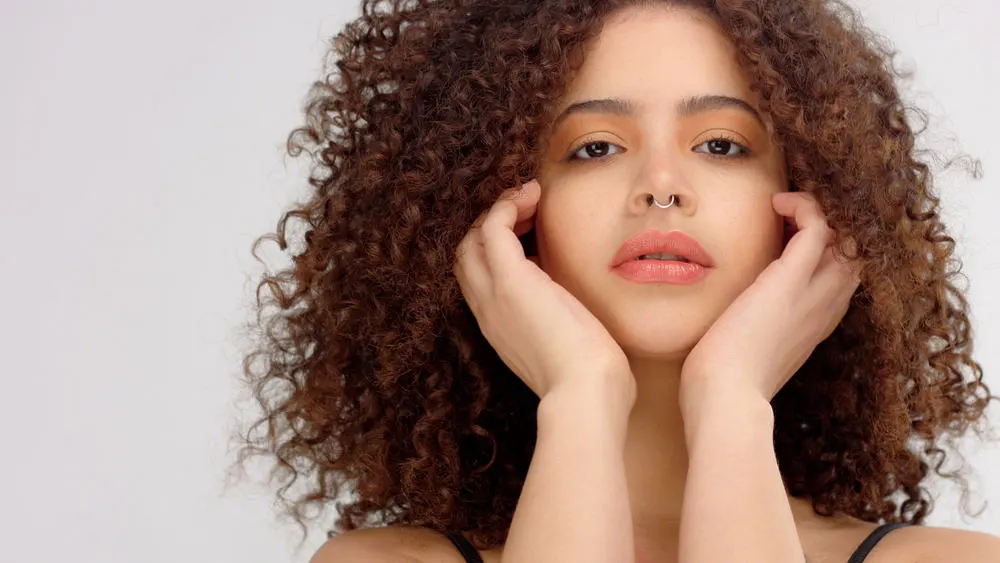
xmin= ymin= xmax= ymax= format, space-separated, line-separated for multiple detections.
xmin=485 ymin=199 xmax=512 ymax=222
xmin=801 ymin=195 xmax=822 ymax=215
xmin=462 ymin=227 xmax=485 ymax=249
xmin=481 ymin=216 xmax=508 ymax=241
xmin=479 ymin=214 xmax=497 ymax=236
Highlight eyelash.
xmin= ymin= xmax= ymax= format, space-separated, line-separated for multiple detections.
xmin=565 ymin=134 xmax=751 ymax=162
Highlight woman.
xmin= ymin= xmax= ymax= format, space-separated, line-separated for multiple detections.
xmin=231 ymin=0 xmax=1000 ymax=561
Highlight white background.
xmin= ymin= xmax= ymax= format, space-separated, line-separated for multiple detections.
xmin=1 ymin=1 xmax=997 ymax=561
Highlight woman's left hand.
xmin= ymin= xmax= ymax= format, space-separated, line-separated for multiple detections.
xmin=678 ymin=191 xmax=863 ymax=415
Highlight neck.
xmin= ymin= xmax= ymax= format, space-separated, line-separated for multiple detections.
xmin=622 ymin=354 xmax=818 ymax=557
xmin=623 ymin=355 xmax=688 ymax=538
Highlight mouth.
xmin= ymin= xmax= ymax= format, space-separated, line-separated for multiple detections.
xmin=610 ymin=229 xmax=715 ymax=269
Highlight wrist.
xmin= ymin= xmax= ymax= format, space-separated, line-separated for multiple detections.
xmin=680 ymin=380 xmax=774 ymax=445
xmin=539 ymin=372 xmax=636 ymax=439
xmin=679 ymin=369 xmax=767 ymax=417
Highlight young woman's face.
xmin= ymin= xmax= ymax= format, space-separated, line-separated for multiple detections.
xmin=534 ymin=5 xmax=789 ymax=360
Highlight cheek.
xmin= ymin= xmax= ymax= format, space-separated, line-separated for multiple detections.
xmin=534 ymin=193 xmax=605 ymax=280
xmin=722 ymin=204 xmax=784 ymax=281
xmin=535 ymin=203 xmax=577 ymax=267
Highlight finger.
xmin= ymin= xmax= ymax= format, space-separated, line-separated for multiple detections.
xmin=783 ymin=219 xmax=797 ymax=246
xmin=811 ymin=245 xmax=847 ymax=288
xmin=802 ymin=258 xmax=858 ymax=344
xmin=513 ymin=217 xmax=534 ymax=237
xmin=454 ymin=233 xmax=491 ymax=311
xmin=772 ymin=192 xmax=834 ymax=282
xmin=482 ymin=180 xmax=541 ymax=281
xmin=810 ymin=245 xmax=862 ymax=315
xmin=813 ymin=231 xmax=862 ymax=280
xmin=456 ymin=180 xmax=540 ymax=303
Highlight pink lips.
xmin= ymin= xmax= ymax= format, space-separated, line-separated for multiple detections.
xmin=610 ymin=229 xmax=714 ymax=284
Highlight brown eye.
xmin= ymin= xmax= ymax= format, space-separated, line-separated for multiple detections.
xmin=567 ymin=140 xmax=625 ymax=162
xmin=693 ymin=137 xmax=750 ymax=158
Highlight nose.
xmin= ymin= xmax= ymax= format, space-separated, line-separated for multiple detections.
xmin=627 ymin=150 xmax=698 ymax=216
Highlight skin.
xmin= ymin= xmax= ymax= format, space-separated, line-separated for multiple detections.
xmin=452 ymin=5 xmax=864 ymax=561
xmin=531 ymin=5 xmax=851 ymax=559
xmin=533 ymin=4 xmax=793 ymax=554
xmin=310 ymin=4 xmax=1000 ymax=563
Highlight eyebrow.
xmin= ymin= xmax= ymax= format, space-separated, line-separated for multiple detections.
xmin=550 ymin=94 xmax=764 ymax=131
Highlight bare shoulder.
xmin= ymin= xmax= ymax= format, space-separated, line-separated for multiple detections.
xmin=309 ymin=526 xmax=427 ymax=563
xmin=800 ymin=514 xmax=1000 ymax=563
xmin=877 ymin=524 xmax=1000 ymax=563
xmin=310 ymin=525 xmax=486 ymax=563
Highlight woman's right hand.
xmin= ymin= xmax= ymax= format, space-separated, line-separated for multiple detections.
xmin=452 ymin=178 xmax=635 ymax=401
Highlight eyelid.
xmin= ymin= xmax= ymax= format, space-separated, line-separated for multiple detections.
xmin=564 ymin=130 xmax=753 ymax=162
xmin=564 ymin=136 xmax=626 ymax=162
xmin=692 ymin=131 xmax=752 ymax=158
xmin=693 ymin=127 xmax=752 ymax=150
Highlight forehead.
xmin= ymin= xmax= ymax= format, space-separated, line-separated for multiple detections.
xmin=561 ymin=6 xmax=758 ymax=111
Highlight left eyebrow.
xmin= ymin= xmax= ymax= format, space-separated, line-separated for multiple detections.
xmin=549 ymin=94 xmax=764 ymax=131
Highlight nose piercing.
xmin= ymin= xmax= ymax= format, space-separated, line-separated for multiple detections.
xmin=648 ymin=194 xmax=676 ymax=209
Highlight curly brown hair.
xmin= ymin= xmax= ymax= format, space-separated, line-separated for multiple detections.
xmin=228 ymin=0 xmax=997 ymax=552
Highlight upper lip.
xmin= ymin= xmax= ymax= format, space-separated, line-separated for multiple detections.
xmin=610 ymin=229 xmax=715 ymax=268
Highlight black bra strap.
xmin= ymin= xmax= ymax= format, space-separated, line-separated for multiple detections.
xmin=847 ymin=522 xmax=909 ymax=563
xmin=446 ymin=523 xmax=908 ymax=563
xmin=444 ymin=531 xmax=484 ymax=563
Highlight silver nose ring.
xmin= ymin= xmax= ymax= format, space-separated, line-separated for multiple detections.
xmin=649 ymin=194 xmax=676 ymax=209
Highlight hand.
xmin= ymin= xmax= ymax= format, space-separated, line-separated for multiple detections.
xmin=453 ymin=179 xmax=634 ymax=400
xmin=679 ymin=191 xmax=862 ymax=414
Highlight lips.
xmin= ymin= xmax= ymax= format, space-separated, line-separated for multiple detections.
xmin=610 ymin=229 xmax=715 ymax=268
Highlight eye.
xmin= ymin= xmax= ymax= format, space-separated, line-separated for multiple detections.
xmin=693 ymin=135 xmax=751 ymax=158
xmin=566 ymin=140 xmax=625 ymax=162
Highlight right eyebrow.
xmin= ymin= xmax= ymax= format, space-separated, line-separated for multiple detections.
xmin=550 ymin=94 xmax=764 ymax=131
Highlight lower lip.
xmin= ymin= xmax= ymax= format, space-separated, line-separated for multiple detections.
xmin=612 ymin=260 xmax=709 ymax=284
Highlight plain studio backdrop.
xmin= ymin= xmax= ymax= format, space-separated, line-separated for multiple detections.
xmin=1 ymin=1 xmax=998 ymax=561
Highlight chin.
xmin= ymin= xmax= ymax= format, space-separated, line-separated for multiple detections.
xmin=606 ymin=313 xmax=708 ymax=361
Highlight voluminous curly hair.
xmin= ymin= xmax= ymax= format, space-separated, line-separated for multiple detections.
xmin=229 ymin=0 xmax=997 ymax=551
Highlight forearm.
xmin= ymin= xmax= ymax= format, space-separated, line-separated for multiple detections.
xmin=679 ymin=386 xmax=804 ymax=563
xmin=501 ymin=376 xmax=636 ymax=563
